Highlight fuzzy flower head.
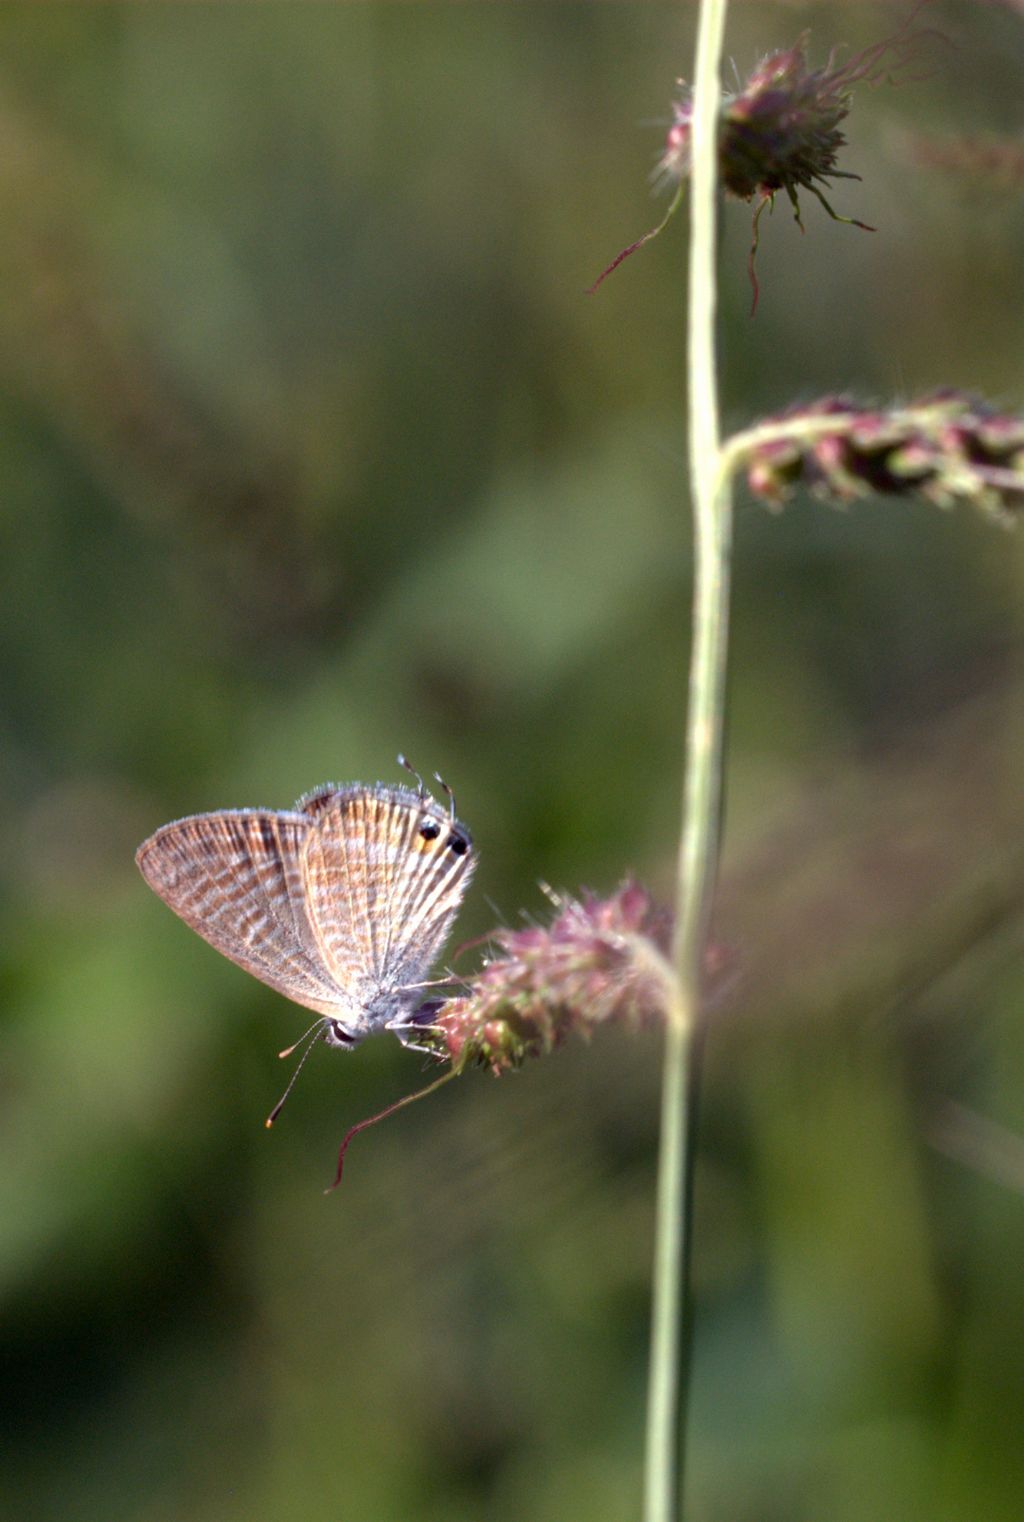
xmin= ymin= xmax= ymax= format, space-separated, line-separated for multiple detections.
xmin=591 ymin=11 xmax=940 ymax=309
xmin=425 ymin=881 xmax=676 ymax=1073
xmin=661 ymin=35 xmax=864 ymax=200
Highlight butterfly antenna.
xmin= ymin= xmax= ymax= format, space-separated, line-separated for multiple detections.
xmin=397 ymin=752 xmax=426 ymax=798
xmin=277 ymin=1016 xmax=330 ymax=1061
xmin=266 ymin=1020 xmax=328 ymax=1128
xmin=325 ymin=1068 xmax=458 ymax=1193
xmin=433 ymin=772 xmax=456 ymax=821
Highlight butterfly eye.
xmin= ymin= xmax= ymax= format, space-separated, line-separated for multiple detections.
xmin=419 ymin=819 xmax=441 ymax=841
xmin=447 ymin=832 xmax=469 ymax=856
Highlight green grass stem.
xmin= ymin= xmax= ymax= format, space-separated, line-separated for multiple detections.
xmin=643 ymin=1 xmax=732 ymax=1518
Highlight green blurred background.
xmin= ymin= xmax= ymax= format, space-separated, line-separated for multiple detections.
xmin=2 ymin=3 xmax=1023 ymax=1519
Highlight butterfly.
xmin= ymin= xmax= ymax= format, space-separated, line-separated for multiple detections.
xmin=135 ymin=760 xmax=475 ymax=1063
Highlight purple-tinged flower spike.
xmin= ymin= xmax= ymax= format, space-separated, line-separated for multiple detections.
xmin=430 ymin=882 xmax=675 ymax=1072
xmin=738 ymin=392 xmax=1024 ymax=523
xmin=590 ymin=8 xmax=942 ymax=311
xmin=423 ymin=881 xmax=733 ymax=1075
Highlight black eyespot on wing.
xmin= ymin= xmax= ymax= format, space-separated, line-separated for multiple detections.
xmin=447 ymin=832 xmax=469 ymax=856
xmin=419 ymin=819 xmax=441 ymax=841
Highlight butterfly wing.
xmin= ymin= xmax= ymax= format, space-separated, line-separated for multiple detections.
xmin=301 ymin=787 xmax=475 ymax=1018
xmin=136 ymin=809 xmax=349 ymax=1018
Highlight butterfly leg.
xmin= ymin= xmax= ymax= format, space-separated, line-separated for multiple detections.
xmin=387 ymin=999 xmax=447 ymax=1054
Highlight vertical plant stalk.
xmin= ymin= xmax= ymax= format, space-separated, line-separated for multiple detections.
xmin=643 ymin=1 xmax=731 ymax=1520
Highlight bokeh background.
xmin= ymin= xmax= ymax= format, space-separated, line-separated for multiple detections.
xmin=3 ymin=3 xmax=1024 ymax=1520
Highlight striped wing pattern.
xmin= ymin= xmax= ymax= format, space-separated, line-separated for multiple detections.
xmin=136 ymin=810 xmax=349 ymax=1018
xmin=302 ymin=789 xmax=475 ymax=1006
xmin=136 ymin=783 xmax=475 ymax=1038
